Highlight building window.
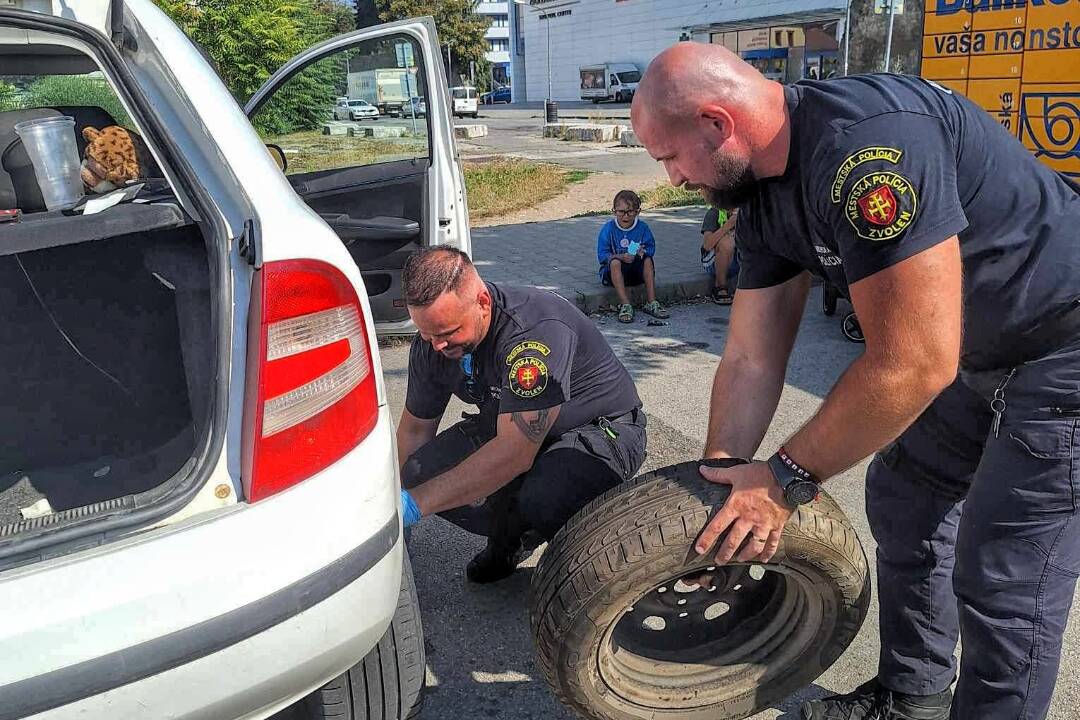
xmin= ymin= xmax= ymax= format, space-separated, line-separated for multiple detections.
xmin=489 ymin=39 xmax=509 ymax=53
xmin=490 ymin=14 xmax=508 ymax=28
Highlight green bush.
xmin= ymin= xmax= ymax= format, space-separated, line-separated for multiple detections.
xmin=22 ymin=75 xmax=131 ymax=126
xmin=0 ymin=82 xmax=18 ymax=112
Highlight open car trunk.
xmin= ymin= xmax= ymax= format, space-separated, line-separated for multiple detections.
xmin=0 ymin=223 xmax=213 ymax=538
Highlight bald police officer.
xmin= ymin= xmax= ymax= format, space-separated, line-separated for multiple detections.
xmin=632 ymin=43 xmax=1080 ymax=720
xmin=396 ymin=247 xmax=646 ymax=583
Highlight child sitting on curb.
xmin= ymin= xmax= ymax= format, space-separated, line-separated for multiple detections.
xmin=700 ymin=206 xmax=739 ymax=305
xmin=596 ymin=189 xmax=670 ymax=323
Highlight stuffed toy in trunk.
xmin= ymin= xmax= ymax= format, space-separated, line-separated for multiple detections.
xmin=80 ymin=126 xmax=156 ymax=193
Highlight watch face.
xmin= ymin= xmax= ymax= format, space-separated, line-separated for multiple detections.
xmin=786 ymin=480 xmax=819 ymax=506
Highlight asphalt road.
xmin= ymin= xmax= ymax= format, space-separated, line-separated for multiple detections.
xmin=384 ymin=297 xmax=1080 ymax=720
xmin=455 ymin=102 xmax=657 ymax=176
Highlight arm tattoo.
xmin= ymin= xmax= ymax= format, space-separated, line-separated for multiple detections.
xmin=512 ymin=408 xmax=553 ymax=444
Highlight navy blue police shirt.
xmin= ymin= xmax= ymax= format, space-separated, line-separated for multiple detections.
xmin=736 ymin=74 xmax=1080 ymax=371
xmin=405 ymin=283 xmax=641 ymax=438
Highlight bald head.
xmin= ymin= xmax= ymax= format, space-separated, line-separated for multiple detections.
xmin=632 ymin=42 xmax=764 ymax=132
xmin=630 ymin=42 xmax=789 ymax=210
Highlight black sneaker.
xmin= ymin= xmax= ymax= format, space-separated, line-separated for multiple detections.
xmin=466 ymin=538 xmax=525 ymax=584
xmin=801 ymin=678 xmax=952 ymax=720
xmin=711 ymin=286 xmax=733 ymax=305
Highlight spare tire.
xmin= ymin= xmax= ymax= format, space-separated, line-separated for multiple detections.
xmin=530 ymin=459 xmax=870 ymax=720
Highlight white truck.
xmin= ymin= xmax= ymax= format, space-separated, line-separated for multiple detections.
xmin=348 ymin=67 xmax=415 ymax=117
xmin=579 ymin=63 xmax=641 ymax=103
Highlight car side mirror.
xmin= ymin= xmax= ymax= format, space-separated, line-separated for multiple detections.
xmin=265 ymin=144 xmax=288 ymax=173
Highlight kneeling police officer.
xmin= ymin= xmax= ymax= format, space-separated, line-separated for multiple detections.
xmin=396 ymin=246 xmax=647 ymax=583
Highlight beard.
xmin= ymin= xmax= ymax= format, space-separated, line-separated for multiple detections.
xmin=697 ymin=151 xmax=758 ymax=211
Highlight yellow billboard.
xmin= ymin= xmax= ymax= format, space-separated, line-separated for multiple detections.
xmin=921 ymin=0 xmax=1080 ymax=179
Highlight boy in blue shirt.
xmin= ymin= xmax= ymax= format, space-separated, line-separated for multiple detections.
xmin=596 ymin=189 xmax=669 ymax=323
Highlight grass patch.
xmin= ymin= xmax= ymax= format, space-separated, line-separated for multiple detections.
xmin=265 ymin=130 xmax=428 ymax=175
xmin=640 ymin=184 xmax=705 ymax=209
xmin=464 ymin=159 xmax=570 ymax=220
xmin=572 ymin=183 xmax=706 ymax=218
xmin=565 ymin=169 xmax=590 ymax=184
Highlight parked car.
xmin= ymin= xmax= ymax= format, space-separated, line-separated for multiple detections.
xmin=482 ymin=85 xmax=511 ymax=104
xmin=403 ymin=95 xmax=427 ymax=118
xmin=450 ymin=86 xmax=479 ymax=118
xmin=0 ymin=3 xmax=470 ymax=718
xmin=334 ymin=98 xmax=380 ymax=121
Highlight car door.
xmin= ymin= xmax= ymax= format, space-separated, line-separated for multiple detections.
xmin=244 ymin=16 xmax=471 ymax=334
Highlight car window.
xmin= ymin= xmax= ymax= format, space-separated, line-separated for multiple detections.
xmin=616 ymin=71 xmax=641 ymax=83
xmin=250 ymin=34 xmax=430 ymax=176
xmin=452 ymin=88 xmax=468 ymax=99
xmin=0 ymin=71 xmax=132 ymax=128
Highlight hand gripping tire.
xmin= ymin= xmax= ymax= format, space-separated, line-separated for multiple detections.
xmin=529 ymin=459 xmax=870 ymax=720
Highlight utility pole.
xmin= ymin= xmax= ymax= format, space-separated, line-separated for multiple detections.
xmin=883 ymin=0 xmax=896 ymax=72
xmin=843 ymin=0 xmax=851 ymax=75
xmin=546 ymin=10 xmax=552 ymax=102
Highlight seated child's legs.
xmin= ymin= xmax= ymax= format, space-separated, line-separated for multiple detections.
xmin=601 ymin=257 xmax=646 ymax=287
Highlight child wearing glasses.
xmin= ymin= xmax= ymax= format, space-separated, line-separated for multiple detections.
xmin=596 ymin=189 xmax=669 ymax=323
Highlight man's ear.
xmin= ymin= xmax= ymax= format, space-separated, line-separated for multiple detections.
xmin=698 ymin=103 xmax=734 ymax=142
xmin=476 ymin=283 xmax=492 ymax=312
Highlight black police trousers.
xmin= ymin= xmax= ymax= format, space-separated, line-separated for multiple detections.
xmin=401 ymin=409 xmax=647 ymax=544
xmin=869 ymin=340 xmax=1080 ymax=718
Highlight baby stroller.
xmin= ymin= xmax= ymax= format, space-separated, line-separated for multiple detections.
xmin=821 ymin=281 xmax=864 ymax=344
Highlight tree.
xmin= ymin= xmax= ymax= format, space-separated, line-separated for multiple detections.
xmin=356 ymin=0 xmax=380 ymax=29
xmin=376 ymin=0 xmax=490 ymax=86
xmin=153 ymin=0 xmax=346 ymax=103
xmin=153 ymin=0 xmax=351 ymax=135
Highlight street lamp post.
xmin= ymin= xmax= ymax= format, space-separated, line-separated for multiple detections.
xmin=883 ymin=0 xmax=896 ymax=72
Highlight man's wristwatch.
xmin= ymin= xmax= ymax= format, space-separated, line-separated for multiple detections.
xmin=767 ymin=447 xmax=820 ymax=507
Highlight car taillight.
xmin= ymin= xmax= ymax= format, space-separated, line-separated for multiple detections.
xmin=242 ymin=259 xmax=378 ymax=502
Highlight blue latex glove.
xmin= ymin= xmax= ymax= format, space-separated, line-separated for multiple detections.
xmin=400 ymin=489 xmax=422 ymax=528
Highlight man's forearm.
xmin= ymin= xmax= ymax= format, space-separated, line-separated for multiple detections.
xmin=409 ymin=439 xmax=527 ymax=516
xmin=783 ymin=354 xmax=951 ymax=481
xmin=396 ymin=412 xmax=439 ymax=470
xmin=704 ymin=355 xmax=786 ymax=459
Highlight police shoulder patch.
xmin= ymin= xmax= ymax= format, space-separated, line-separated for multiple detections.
xmin=505 ymin=340 xmax=551 ymax=365
xmin=830 ymin=146 xmax=903 ymax=204
xmin=845 ymin=170 xmax=918 ymax=242
xmin=508 ymin=356 xmax=548 ymax=398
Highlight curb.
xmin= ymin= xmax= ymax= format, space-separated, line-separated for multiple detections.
xmin=565 ymin=276 xmax=713 ymax=314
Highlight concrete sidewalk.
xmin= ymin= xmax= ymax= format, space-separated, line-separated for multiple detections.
xmin=471 ymin=205 xmax=712 ymax=312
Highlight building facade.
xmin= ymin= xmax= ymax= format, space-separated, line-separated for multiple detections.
xmin=516 ymin=0 xmax=849 ymax=102
xmin=476 ymin=1 xmax=512 ymax=87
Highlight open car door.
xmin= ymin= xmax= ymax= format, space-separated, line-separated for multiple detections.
xmin=245 ymin=16 xmax=471 ymax=334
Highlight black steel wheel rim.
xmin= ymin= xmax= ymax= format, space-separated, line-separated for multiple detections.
xmin=597 ymin=563 xmax=824 ymax=710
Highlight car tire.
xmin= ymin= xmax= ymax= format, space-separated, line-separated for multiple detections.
xmin=530 ymin=459 xmax=870 ymax=720
xmin=302 ymin=554 xmax=426 ymax=720
xmin=592 ymin=99 xmax=600 ymax=104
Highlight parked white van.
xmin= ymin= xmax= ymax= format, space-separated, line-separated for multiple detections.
xmin=579 ymin=63 xmax=641 ymax=103
xmin=450 ymin=86 xmax=479 ymax=118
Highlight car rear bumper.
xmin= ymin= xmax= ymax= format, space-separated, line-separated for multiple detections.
xmin=24 ymin=536 xmax=402 ymax=720
xmin=1 ymin=409 xmax=403 ymax=720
